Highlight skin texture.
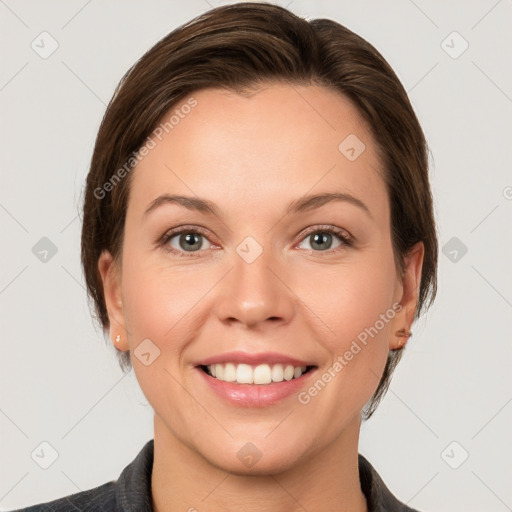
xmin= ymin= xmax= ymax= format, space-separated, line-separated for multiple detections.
xmin=99 ymin=83 xmax=424 ymax=512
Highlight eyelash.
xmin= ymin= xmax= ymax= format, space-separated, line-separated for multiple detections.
xmin=158 ymin=224 xmax=354 ymax=258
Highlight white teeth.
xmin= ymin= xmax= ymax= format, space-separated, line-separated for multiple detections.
xmin=223 ymin=362 xmax=236 ymax=382
xmin=236 ymin=364 xmax=253 ymax=384
xmin=253 ymin=364 xmax=272 ymax=385
xmin=284 ymin=365 xmax=295 ymax=381
xmin=271 ymin=364 xmax=284 ymax=383
xmin=214 ymin=363 xmax=224 ymax=380
xmin=205 ymin=363 xmax=309 ymax=385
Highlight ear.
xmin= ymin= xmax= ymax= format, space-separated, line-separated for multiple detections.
xmin=98 ymin=250 xmax=129 ymax=352
xmin=389 ymin=241 xmax=424 ymax=351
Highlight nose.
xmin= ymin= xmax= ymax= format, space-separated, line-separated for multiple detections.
xmin=215 ymin=245 xmax=295 ymax=329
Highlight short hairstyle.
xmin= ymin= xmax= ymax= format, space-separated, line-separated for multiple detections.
xmin=81 ymin=2 xmax=438 ymax=419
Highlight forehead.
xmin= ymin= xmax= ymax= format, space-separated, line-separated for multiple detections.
xmin=128 ymin=83 xmax=388 ymax=222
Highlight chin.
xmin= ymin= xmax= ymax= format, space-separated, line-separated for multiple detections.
xmin=194 ymin=429 xmax=313 ymax=477
xmin=209 ymin=447 xmax=306 ymax=477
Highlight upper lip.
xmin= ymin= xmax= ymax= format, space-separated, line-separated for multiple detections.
xmin=195 ymin=351 xmax=316 ymax=367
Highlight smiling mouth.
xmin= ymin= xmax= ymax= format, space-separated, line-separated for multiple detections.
xmin=200 ymin=363 xmax=316 ymax=385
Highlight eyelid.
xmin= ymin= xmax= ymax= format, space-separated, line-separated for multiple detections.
xmin=298 ymin=224 xmax=353 ymax=242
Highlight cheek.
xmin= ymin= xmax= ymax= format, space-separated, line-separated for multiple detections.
xmin=292 ymin=250 xmax=397 ymax=402
xmin=295 ymin=251 xmax=397 ymax=347
xmin=119 ymin=253 xmax=203 ymax=412
xmin=122 ymin=257 xmax=201 ymax=342
xmin=120 ymin=221 xmax=201 ymax=329
xmin=120 ymin=245 xmax=224 ymax=388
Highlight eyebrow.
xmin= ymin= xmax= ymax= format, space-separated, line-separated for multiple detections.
xmin=144 ymin=192 xmax=373 ymax=220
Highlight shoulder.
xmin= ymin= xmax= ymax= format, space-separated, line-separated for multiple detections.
xmin=358 ymin=453 xmax=422 ymax=512
xmin=10 ymin=481 xmax=116 ymax=511
xmin=10 ymin=440 xmax=155 ymax=512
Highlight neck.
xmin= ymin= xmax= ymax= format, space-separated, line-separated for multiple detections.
xmin=151 ymin=414 xmax=368 ymax=512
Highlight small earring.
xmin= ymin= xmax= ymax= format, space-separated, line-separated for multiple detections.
xmin=115 ymin=334 xmax=121 ymax=343
xmin=396 ymin=328 xmax=412 ymax=348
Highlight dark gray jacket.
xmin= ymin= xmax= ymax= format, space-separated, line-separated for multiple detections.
xmin=13 ymin=440 xmax=419 ymax=511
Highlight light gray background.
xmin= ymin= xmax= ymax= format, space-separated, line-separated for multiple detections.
xmin=1 ymin=1 xmax=511 ymax=510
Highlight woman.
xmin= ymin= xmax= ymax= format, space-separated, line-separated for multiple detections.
xmin=15 ymin=2 xmax=437 ymax=511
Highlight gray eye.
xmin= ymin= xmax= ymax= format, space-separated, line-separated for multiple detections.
xmin=169 ymin=232 xmax=207 ymax=252
xmin=299 ymin=231 xmax=343 ymax=251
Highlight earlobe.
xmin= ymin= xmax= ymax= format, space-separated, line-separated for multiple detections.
xmin=389 ymin=241 xmax=424 ymax=351
xmin=394 ymin=328 xmax=412 ymax=349
xmin=112 ymin=332 xmax=129 ymax=352
xmin=98 ymin=250 xmax=129 ymax=351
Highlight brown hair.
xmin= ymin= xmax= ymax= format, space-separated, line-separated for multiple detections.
xmin=81 ymin=1 xmax=438 ymax=419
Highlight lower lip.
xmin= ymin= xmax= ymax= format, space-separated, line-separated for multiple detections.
xmin=196 ymin=367 xmax=316 ymax=407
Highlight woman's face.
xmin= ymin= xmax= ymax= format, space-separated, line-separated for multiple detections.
xmin=100 ymin=83 xmax=423 ymax=474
